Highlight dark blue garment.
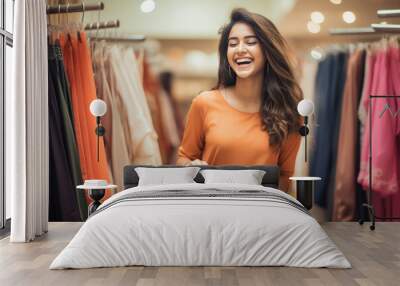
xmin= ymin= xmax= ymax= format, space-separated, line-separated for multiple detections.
xmin=355 ymin=50 xmax=368 ymax=220
xmin=48 ymin=43 xmax=86 ymax=221
xmin=48 ymin=63 xmax=81 ymax=221
xmin=310 ymin=52 xmax=348 ymax=208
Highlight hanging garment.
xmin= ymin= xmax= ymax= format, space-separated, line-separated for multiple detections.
xmin=92 ymin=42 xmax=130 ymax=189
xmin=159 ymin=89 xmax=181 ymax=163
xmin=356 ymin=49 xmax=378 ymax=221
xmin=357 ymin=42 xmax=400 ymax=220
xmin=358 ymin=45 xmax=399 ymax=195
xmin=78 ymin=33 xmax=111 ymax=179
xmin=60 ymin=32 xmax=110 ymax=200
xmin=108 ymin=46 xmax=161 ymax=165
xmin=332 ymin=49 xmax=365 ymax=221
xmin=143 ymin=59 xmax=172 ymax=163
xmin=103 ymin=47 xmax=136 ymax=163
xmin=48 ymin=46 xmax=81 ymax=221
xmin=48 ymin=43 xmax=86 ymax=220
xmin=60 ymin=34 xmax=90 ymax=179
xmin=311 ymin=52 xmax=348 ymax=208
xmin=159 ymin=71 xmax=185 ymax=139
xmin=326 ymin=52 xmax=350 ymax=218
xmin=355 ymin=50 xmax=368 ymax=221
xmin=358 ymin=49 xmax=375 ymax=136
xmin=55 ymin=43 xmax=86 ymax=217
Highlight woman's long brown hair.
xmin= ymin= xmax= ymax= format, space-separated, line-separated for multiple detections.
xmin=215 ymin=8 xmax=303 ymax=149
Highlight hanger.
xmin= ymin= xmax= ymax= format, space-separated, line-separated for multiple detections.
xmin=96 ymin=3 xmax=101 ymax=39
xmin=379 ymin=102 xmax=400 ymax=118
xmin=54 ymin=4 xmax=61 ymax=45
xmin=78 ymin=1 xmax=85 ymax=42
xmin=92 ymin=3 xmax=103 ymax=53
xmin=66 ymin=1 xmax=72 ymax=43
xmin=47 ymin=5 xmax=52 ymax=44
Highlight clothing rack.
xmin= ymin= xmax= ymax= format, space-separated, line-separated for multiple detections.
xmin=328 ymin=8 xmax=400 ymax=230
xmin=358 ymin=95 xmax=400 ymax=230
xmin=85 ymin=20 xmax=120 ymax=31
xmin=46 ymin=2 xmax=104 ymax=14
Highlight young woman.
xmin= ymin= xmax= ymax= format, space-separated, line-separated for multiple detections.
xmin=177 ymin=8 xmax=302 ymax=192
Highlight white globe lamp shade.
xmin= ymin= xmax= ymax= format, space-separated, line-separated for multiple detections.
xmin=90 ymin=99 xmax=107 ymax=117
xmin=297 ymin=99 xmax=314 ymax=117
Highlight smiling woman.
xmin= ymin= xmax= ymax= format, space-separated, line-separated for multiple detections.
xmin=177 ymin=8 xmax=302 ymax=192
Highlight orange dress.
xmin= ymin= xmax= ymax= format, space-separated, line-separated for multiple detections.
xmin=177 ymin=90 xmax=301 ymax=191
xmin=60 ymin=33 xmax=111 ymax=201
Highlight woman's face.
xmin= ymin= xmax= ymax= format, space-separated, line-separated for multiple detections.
xmin=227 ymin=22 xmax=265 ymax=79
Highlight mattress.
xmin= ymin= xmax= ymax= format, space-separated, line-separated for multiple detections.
xmin=50 ymin=183 xmax=351 ymax=269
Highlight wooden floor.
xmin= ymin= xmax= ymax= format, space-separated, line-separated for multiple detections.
xmin=0 ymin=222 xmax=399 ymax=286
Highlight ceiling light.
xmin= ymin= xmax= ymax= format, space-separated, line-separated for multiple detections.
xmin=311 ymin=11 xmax=325 ymax=24
xmin=310 ymin=48 xmax=323 ymax=60
xmin=307 ymin=21 xmax=321 ymax=34
xmin=141 ymin=0 xmax=156 ymax=13
xmin=342 ymin=11 xmax=356 ymax=24
xmin=330 ymin=0 xmax=342 ymax=4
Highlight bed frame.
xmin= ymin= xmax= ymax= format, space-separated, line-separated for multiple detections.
xmin=123 ymin=165 xmax=280 ymax=189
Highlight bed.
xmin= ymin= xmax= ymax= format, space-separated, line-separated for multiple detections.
xmin=50 ymin=165 xmax=351 ymax=269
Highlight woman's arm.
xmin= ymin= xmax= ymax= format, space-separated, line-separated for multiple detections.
xmin=176 ymin=94 xmax=208 ymax=166
xmin=176 ymin=157 xmax=192 ymax=166
xmin=176 ymin=157 xmax=208 ymax=166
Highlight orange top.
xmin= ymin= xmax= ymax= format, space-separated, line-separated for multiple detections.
xmin=177 ymin=90 xmax=301 ymax=191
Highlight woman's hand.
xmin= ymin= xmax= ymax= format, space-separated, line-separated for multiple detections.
xmin=185 ymin=159 xmax=208 ymax=166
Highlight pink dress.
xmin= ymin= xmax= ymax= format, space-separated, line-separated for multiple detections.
xmin=358 ymin=44 xmax=400 ymax=219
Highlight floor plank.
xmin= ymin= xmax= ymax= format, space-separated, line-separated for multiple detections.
xmin=0 ymin=222 xmax=399 ymax=286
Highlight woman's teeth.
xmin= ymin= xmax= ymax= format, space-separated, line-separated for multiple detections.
xmin=236 ymin=58 xmax=252 ymax=65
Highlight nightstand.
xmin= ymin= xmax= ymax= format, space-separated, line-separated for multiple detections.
xmin=289 ymin=177 xmax=321 ymax=210
xmin=77 ymin=183 xmax=118 ymax=217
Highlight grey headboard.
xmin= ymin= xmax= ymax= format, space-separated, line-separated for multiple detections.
xmin=123 ymin=165 xmax=280 ymax=189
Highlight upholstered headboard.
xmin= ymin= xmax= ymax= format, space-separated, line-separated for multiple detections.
xmin=123 ymin=165 xmax=280 ymax=189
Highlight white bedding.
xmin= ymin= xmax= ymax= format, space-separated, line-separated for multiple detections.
xmin=50 ymin=183 xmax=351 ymax=269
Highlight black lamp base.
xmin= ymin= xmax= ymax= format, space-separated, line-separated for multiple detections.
xmin=296 ymin=181 xmax=314 ymax=210
xmin=88 ymin=189 xmax=105 ymax=216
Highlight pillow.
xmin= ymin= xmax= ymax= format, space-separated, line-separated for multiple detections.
xmin=135 ymin=167 xmax=201 ymax=186
xmin=200 ymin=169 xmax=266 ymax=185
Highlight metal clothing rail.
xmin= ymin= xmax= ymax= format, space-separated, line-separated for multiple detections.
xmin=371 ymin=23 xmax=400 ymax=33
xmin=358 ymin=95 xmax=400 ymax=231
xmin=329 ymin=24 xmax=400 ymax=35
xmin=377 ymin=9 xmax=400 ymax=18
xmin=85 ymin=20 xmax=120 ymax=30
xmin=46 ymin=2 xmax=104 ymax=14
xmin=89 ymin=35 xmax=146 ymax=42
xmin=329 ymin=27 xmax=376 ymax=35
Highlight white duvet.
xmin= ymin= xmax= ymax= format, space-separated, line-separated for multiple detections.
xmin=50 ymin=183 xmax=351 ymax=269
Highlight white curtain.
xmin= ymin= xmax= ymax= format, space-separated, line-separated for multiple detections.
xmin=8 ymin=0 xmax=48 ymax=242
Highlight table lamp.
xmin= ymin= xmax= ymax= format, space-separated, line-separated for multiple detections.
xmin=290 ymin=99 xmax=319 ymax=210
xmin=297 ymin=99 xmax=314 ymax=162
xmin=89 ymin=99 xmax=107 ymax=162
